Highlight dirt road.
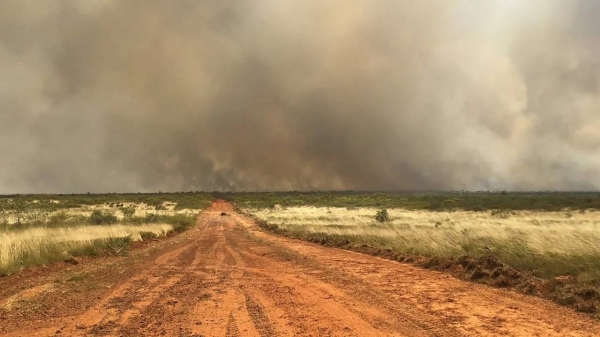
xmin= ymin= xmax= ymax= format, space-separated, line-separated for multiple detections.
xmin=1 ymin=201 xmax=599 ymax=336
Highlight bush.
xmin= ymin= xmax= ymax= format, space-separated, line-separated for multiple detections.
xmin=144 ymin=213 xmax=161 ymax=223
xmin=491 ymin=209 xmax=513 ymax=219
xmin=0 ymin=209 xmax=8 ymax=226
xmin=68 ymin=245 xmax=101 ymax=257
xmin=47 ymin=211 xmax=70 ymax=227
xmin=375 ymin=208 xmax=389 ymax=223
xmin=104 ymin=236 xmax=132 ymax=256
xmin=165 ymin=214 xmax=196 ymax=232
xmin=135 ymin=213 xmax=195 ymax=232
xmin=121 ymin=206 xmax=136 ymax=218
xmin=140 ymin=231 xmax=159 ymax=240
xmin=89 ymin=210 xmax=118 ymax=225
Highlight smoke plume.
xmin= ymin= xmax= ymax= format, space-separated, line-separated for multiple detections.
xmin=1 ymin=0 xmax=599 ymax=193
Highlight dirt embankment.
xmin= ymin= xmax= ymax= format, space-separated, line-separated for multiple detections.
xmin=0 ymin=201 xmax=599 ymax=336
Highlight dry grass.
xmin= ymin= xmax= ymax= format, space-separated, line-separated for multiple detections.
xmin=246 ymin=207 xmax=600 ymax=281
xmin=0 ymin=224 xmax=173 ymax=275
xmin=0 ymin=199 xmax=203 ymax=275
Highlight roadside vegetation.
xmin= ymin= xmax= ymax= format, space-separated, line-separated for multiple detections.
xmin=231 ymin=191 xmax=600 ymax=314
xmin=0 ymin=193 xmax=213 ymax=275
xmin=246 ymin=206 xmax=600 ymax=281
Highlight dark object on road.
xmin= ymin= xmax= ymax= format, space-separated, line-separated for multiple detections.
xmin=220 ymin=212 xmax=228 ymax=216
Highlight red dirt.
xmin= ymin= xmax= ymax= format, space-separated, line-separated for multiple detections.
xmin=1 ymin=201 xmax=599 ymax=336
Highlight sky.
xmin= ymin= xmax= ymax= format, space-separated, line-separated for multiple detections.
xmin=1 ymin=0 xmax=599 ymax=193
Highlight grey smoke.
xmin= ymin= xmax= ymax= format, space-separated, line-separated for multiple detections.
xmin=1 ymin=0 xmax=599 ymax=193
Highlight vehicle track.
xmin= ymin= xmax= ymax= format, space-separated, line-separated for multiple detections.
xmin=0 ymin=201 xmax=599 ymax=336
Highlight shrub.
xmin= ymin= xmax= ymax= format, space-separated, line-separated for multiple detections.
xmin=491 ymin=209 xmax=512 ymax=219
xmin=0 ymin=209 xmax=9 ymax=227
xmin=10 ymin=199 xmax=30 ymax=225
xmin=68 ymin=245 xmax=101 ymax=257
xmin=144 ymin=213 xmax=161 ymax=223
xmin=121 ymin=206 xmax=136 ymax=218
xmin=139 ymin=231 xmax=158 ymax=240
xmin=89 ymin=210 xmax=118 ymax=225
xmin=375 ymin=208 xmax=389 ymax=223
xmin=165 ymin=214 xmax=196 ymax=232
xmin=104 ymin=236 xmax=132 ymax=256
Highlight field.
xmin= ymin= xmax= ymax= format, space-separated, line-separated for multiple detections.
xmin=227 ymin=192 xmax=600 ymax=315
xmin=0 ymin=193 xmax=213 ymax=275
xmin=4 ymin=191 xmax=599 ymax=282
xmin=1 ymin=192 xmax=600 ymax=336
xmin=243 ymin=206 xmax=600 ymax=281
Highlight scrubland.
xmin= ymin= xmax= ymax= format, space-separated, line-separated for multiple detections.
xmin=0 ymin=193 xmax=213 ymax=275
xmin=228 ymin=191 xmax=600 ymax=212
xmin=246 ymin=206 xmax=600 ymax=281
xmin=235 ymin=193 xmax=600 ymax=314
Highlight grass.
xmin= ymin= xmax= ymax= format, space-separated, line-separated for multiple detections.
xmin=0 ymin=200 xmax=205 ymax=231
xmin=245 ymin=206 xmax=600 ymax=282
xmin=243 ymin=203 xmax=600 ymax=314
xmin=0 ymin=224 xmax=173 ymax=275
xmin=0 ymin=194 xmax=208 ymax=275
